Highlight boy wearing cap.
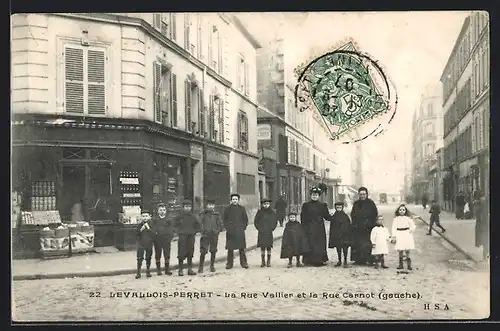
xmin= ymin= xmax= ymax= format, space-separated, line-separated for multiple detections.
xmin=328 ymin=202 xmax=352 ymax=268
xmin=223 ymin=193 xmax=249 ymax=269
xmin=254 ymin=198 xmax=279 ymax=267
xmin=174 ymin=200 xmax=201 ymax=276
xmin=135 ymin=210 xmax=154 ymax=279
xmin=151 ymin=202 xmax=174 ymax=275
xmin=198 ymin=199 xmax=224 ymax=273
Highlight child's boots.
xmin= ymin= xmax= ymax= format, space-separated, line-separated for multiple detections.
xmin=209 ymin=252 xmax=216 ymax=272
xmin=266 ymin=254 xmax=271 ymax=267
xmin=135 ymin=259 xmax=143 ymax=279
xmin=397 ymin=256 xmax=404 ymax=270
xmin=261 ymin=254 xmax=266 ymax=267
xmin=145 ymin=259 xmax=152 ymax=278
xmin=187 ymin=257 xmax=197 ymax=275
xmin=198 ymin=254 xmax=206 ymax=274
xmin=156 ymin=261 xmax=162 ymax=275
xmin=407 ymin=258 xmax=412 ymax=271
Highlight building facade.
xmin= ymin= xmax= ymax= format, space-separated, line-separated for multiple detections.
xmin=440 ymin=12 xmax=489 ymax=212
xmin=11 ymin=13 xmax=261 ymax=252
xmin=410 ymin=85 xmax=444 ymax=204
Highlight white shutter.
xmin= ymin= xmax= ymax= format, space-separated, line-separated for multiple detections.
xmin=171 ymin=13 xmax=177 ymax=41
xmin=217 ymin=31 xmax=222 ymax=74
xmin=87 ymin=49 xmax=106 ymax=114
xmin=171 ymin=73 xmax=178 ymax=127
xmin=208 ymin=24 xmax=213 ymax=67
xmin=244 ymin=62 xmax=249 ymax=95
xmin=218 ymin=96 xmax=224 ymax=144
xmin=64 ymin=46 xmax=84 ymax=114
xmin=153 ymin=13 xmax=162 ymax=30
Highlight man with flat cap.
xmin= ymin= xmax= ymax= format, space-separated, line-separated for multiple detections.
xmin=254 ymin=198 xmax=279 ymax=267
xmin=174 ymin=199 xmax=200 ymax=276
xmin=300 ymin=186 xmax=334 ymax=266
xmin=223 ymin=193 xmax=249 ymax=269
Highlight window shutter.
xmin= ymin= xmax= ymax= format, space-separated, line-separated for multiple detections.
xmin=208 ymin=95 xmax=214 ymax=140
xmin=199 ymin=90 xmax=205 ymax=137
xmin=217 ymin=31 xmax=222 ymax=73
xmin=244 ymin=62 xmax=249 ymax=95
xmin=171 ymin=14 xmax=177 ymax=40
xmin=197 ymin=16 xmax=202 ymax=59
xmin=171 ymin=73 xmax=177 ymax=127
xmin=237 ymin=112 xmax=242 ymax=148
xmin=218 ymin=97 xmax=224 ymax=144
xmin=64 ymin=46 xmax=84 ymax=113
xmin=154 ymin=62 xmax=162 ymax=123
xmin=154 ymin=13 xmax=162 ymax=30
xmin=184 ymin=14 xmax=190 ymax=50
xmin=185 ymin=79 xmax=191 ymax=131
xmin=208 ymin=25 xmax=213 ymax=67
xmin=87 ymin=49 xmax=106 ymax=114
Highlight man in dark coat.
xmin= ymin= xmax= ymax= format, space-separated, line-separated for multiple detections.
xmin=274 ymin=195 xmax=288 ymax=227
xmin=421 ymin=194 xmax=428 ymax=209
xmin=350 ymin=187 xmax=378 ymax=265
xmin=151 ymin=202 xmax=175 ymax=275
xmin=456 ymin=191 xmax=466 ymax=219
xmin=174 ymin=200 xmax=200 ymax=276
xmin=198 ymin=199 xmax=224 ymax=273
xmin=223 ymin=193 xmax=249 ymax=269
xmin=280 ymin=212 xmax=308 ymax=267
xmin=328 ymin=202 xmax=352 ymax=268
xmin=254 ymin=198 xmax=279 ymax=267
xmin=300 ymin=186 xmax=333 ymax=266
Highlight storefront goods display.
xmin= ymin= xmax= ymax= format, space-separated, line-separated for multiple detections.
xmin=39 ymin=222 xmax=95 ymax=257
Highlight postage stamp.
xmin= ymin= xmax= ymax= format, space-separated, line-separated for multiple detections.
xmin=294 ymin=41 xmax=398 ymax=143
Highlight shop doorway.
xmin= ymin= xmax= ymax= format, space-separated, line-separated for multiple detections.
xmin=61 ymin=165 xmax=86 ymax=223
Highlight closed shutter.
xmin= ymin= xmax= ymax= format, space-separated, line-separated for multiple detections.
xmin=171 ymin=73 xmax=177 ymax=127
xmin=153 ymin=62 xmax=162 ymax=123
xmin=199 ymin=90 xmax=205 ymax=137
xmin=185 ymin=79 xmax=192 ymax=131
xmin=171 ymin=14 xmax=177 ymax=41
xmin=208 ymin=95 xmax=214 ymax=140
xmin=237 ymin=112 xmax=242 ymax=148
xmin=208 ymin=24 xmax=213 ymax=66
xmin=154 ymin=13 xmax=162 ymax=30
xmin=244 ymin=62 xmax=249 ymax=95
xmin=184 ymin=14 xmax=190 ymax=50
xmin=87 ymin=49 xmax=106 ymax=114
xmin=217 ymin=31 xmax=222 ymax=74
xmin=197 ymin=16 xmax=202 ymax=59
xmin=218 ymin=97 xmax=224 ymax=144
xmin=64 ymin=46 xmax=84 ymax=114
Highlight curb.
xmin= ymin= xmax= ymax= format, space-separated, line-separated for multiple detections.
xmin=13 ymin=234 xmax=284 ymax=281
xmin=411 ymin=213 xmax=479 ymax=264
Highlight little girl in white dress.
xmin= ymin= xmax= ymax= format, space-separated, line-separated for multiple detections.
xmin=370 ymin=215 xmax=390 ymax=269
xmin=391 ymin=204 xmax=416 ymax=271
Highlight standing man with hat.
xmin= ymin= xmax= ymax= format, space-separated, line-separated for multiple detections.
xmin=254 ymin=198 xmax=279 ymax=267
xmin=300 ymin=186 xmax=333 ymax=266
xmin=223 ymin=193 xmax=249 ymax=269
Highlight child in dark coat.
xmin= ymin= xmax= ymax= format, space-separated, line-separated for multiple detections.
xmin=254 ymin=198 xmax=279 ymax=267
xmin=174 ymin=200 xmax=201 ymax=276
xmin=135 ymin=211 xmax=154 ymax=279
xmin=198 ymin=199 xmax=224 ymax=273
xmin=280 ymin=212 xmax=309 ymax=268
xmin=151 ymin=202 xmax=175 ymax=275
xmin=428 ymin=199 xmax=446 ymax=235
xmin=328 ymin=202 xmax=352 ymax=268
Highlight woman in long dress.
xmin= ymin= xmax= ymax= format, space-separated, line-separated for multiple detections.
xmin=350 ymin=187 xmax=379 ymax=265
xmin=300 ymin=186 xmax=333 ymax=266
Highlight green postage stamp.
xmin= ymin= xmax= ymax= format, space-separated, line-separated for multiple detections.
xmin=294 ymin=42 xmax=398 ymax=142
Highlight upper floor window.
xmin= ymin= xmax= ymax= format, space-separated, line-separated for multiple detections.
xmin=427 ymin=102 xmax=434 ymax=117
xmin=237 ymin=110 xmax=249 ymax=151
xmin=153 ymin=61 xmax=177 ymax=127
xmin=185 ymin=77 xmax=202 ymax=134
xmin=157 ymin=13 xmax=177 ymax=41
xmin=208 ymin=94 xmax=224 ymax=144
xmin=64 ymin=45 xmax=106 ymax=115
xmin=209 ymin=25 xmax=222 ymax=73
xmin=237 ymin=55 xmax=249 ymax=96
xmin=184 ymin=13 xmax=195 ymax=54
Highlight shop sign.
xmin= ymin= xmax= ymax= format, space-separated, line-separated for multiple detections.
xmin=257 ymin=124 xmax=272 ymax=140
xmin=190 ymin=144 xmax=203 ymax=160
xmin=206 ymin=148 xmax=229 ymax=165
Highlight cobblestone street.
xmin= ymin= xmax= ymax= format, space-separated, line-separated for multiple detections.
xmin=12 ymin=205 xmax=489 ymax=321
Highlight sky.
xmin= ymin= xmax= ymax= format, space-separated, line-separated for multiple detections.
xmin=237 ymin=11 xmax=469 ymax=193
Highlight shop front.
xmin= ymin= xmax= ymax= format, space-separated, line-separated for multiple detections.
xmin=12 ymin=119 xmax=193 ymax=258
xmin=204 ymin=146 xmax=231 ymax=215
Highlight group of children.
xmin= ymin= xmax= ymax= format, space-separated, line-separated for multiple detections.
xmin=135 ymin=199 xmax=223 ymax=279
xmin=135 ymin=198 xmax=423 ymax=278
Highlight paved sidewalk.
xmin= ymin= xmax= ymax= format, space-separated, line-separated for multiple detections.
xmin=13 ymin=224 xmax=286 ymax=281
xmin=408 ymin=204 xmax=484 ymax=262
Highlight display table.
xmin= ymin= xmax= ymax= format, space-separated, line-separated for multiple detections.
xmin=114 ymin=223 xmax=138 ymax=251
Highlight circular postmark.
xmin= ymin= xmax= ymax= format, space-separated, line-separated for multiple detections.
xmin=294 ymin=48 xmax=398 ymax=144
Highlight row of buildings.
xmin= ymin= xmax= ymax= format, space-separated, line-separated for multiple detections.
xmin=12 ymin=13 xmax=353 ymax=248
xmin=408 ymin=11 xmax=489 ymax=212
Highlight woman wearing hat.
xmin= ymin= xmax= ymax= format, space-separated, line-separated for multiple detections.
xmin=300 ymin=185 xmax=334 ymax=266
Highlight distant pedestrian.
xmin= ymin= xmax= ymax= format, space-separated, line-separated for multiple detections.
xmin=301 ymin=185 xmax=333 ymax=266
xmin=254 ymin=198 xmax=279 ymax=267
xmin=198 ymin=199 xmax=224 ymax=273
xmin=328 ymin=202 xmax=352 ymax=268
xmin=275 ymin=195 xmax=287 ymax=227
xmin=456 ymin=191 xmax=466 ymax=219
xmin=174 ymin=200 xmax=200 ymax=276
xmin=223 ymin=193 xmax=249 ymax=269
xmin=370 ymin=215 xmax=390 ymax=269
xmin=135 ymin=211 xmax=154 ymax=279
xmin=280 ymin=212 xmax=308 ymax=268
xmin=427 ymin=199 xmax=445 ymax=235
xmin=391 ymin=204 xmax=416 ymax=271
xmin=151 ymin=202 xmax=174 ymax=275
xmin=422 ymin=194 xmax=428 ymax=209
xmin=350 ymin=187 xmax=379 ymax=265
